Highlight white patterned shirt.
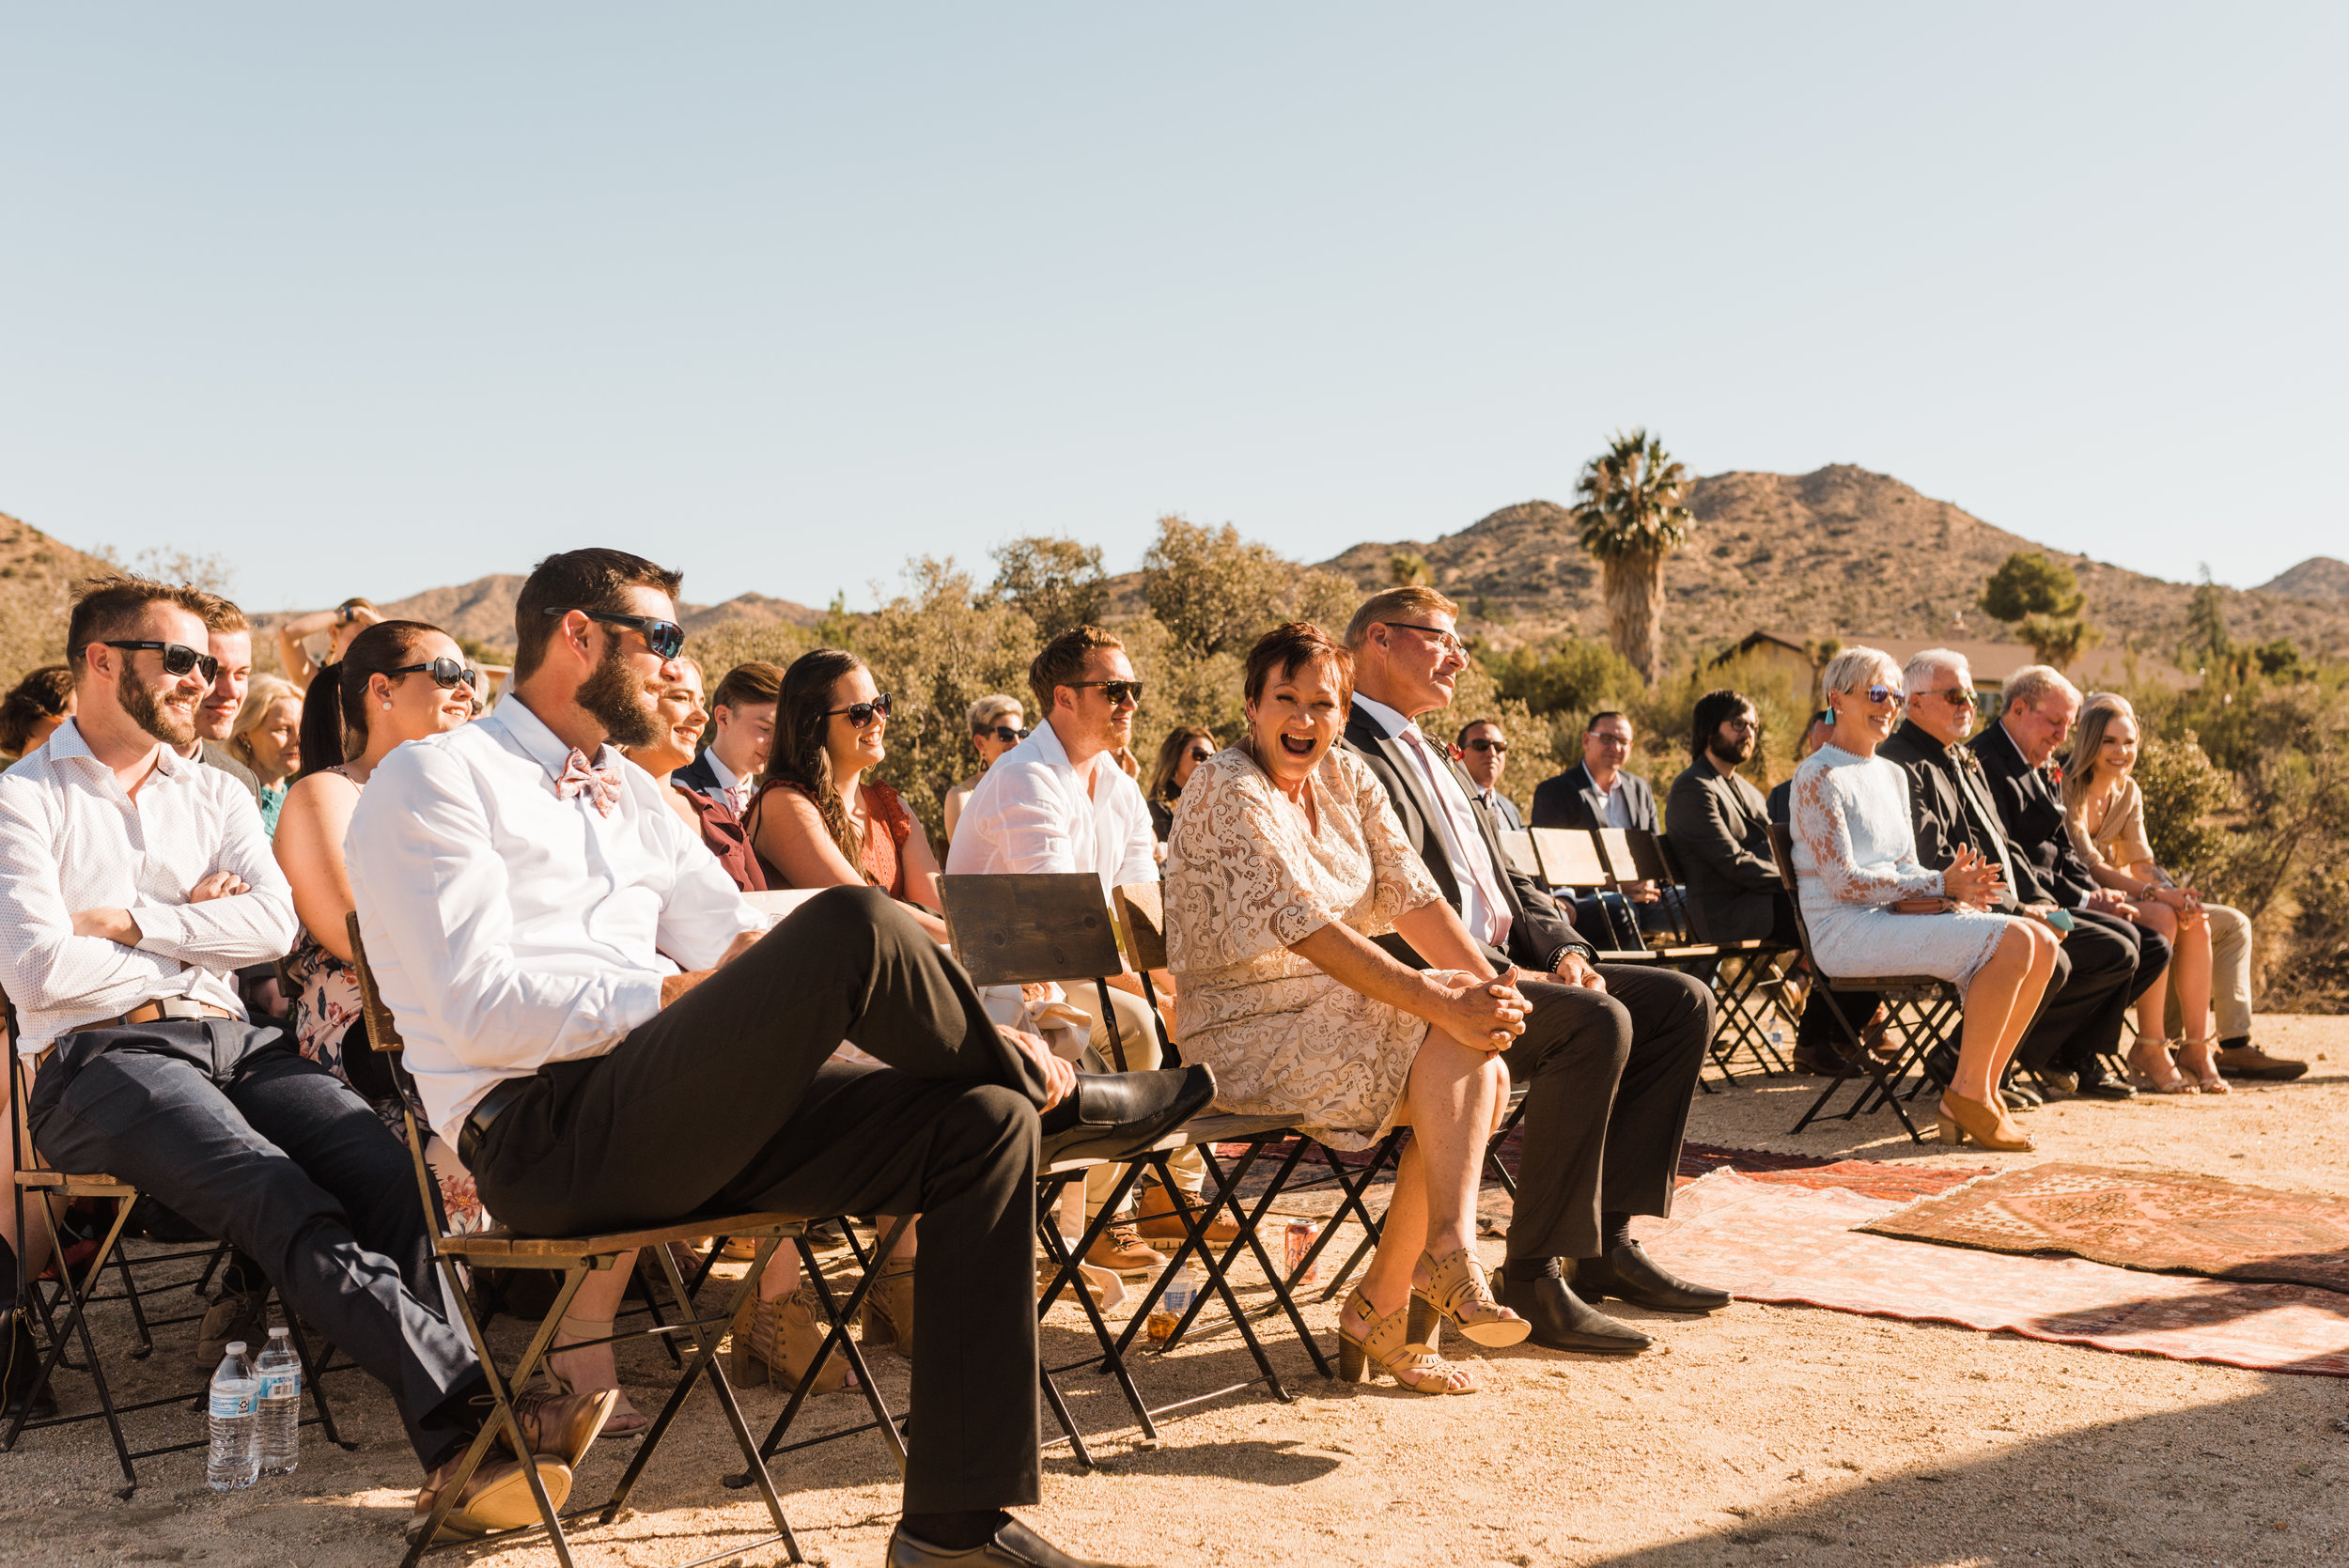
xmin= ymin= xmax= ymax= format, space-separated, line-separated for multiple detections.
xmin=0 ymin=719 xmax=294 ymax=1054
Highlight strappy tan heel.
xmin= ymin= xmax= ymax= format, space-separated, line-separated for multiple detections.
xmin=1407 ymin=1247 xmax=1532 ymax=1349
xmin=1335 ymin=1288 xmax=1478 ymax=1394
xmin=733 ymin=1285 xmax=857 ymax=1395
xmin=2176 ymin=1037 xmax=2232 ymax=1094
xmin=546 ymin=1316 xmax=646 ymax=1436
xmin=861 ymin=1262 xmax=917 ymax=1357
xmin=2127 ymin=1038 xmax=2199 ymax=1094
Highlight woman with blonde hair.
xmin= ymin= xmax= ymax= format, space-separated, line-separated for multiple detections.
xmin=1789 ymin=646 xmax=2059 ymax=1150
xmin=2061 ymin=693 xmax=2239 ymax=1093
xmin=941 ymin=692 xmax=1025 ymax=846
xmin=227 ymin=672 xmax=303 ymax=833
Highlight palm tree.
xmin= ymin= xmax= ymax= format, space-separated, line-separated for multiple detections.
xmin=1572 ymin=428 xmax=1694 ymax=683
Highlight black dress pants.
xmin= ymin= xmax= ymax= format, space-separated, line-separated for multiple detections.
xmin=1500 ymin=964 xmax=1713 ymax=1263
xmin=2014 ymin=915 xmax=2133 ymax=1073
xmin=464 ymin=886 xmax=1050 ymax=1516
xmin=29 ymin=1022 xmax=480 ymax=1467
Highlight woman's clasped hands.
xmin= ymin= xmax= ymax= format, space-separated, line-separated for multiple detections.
xmin=1941 ymin=845 xmax=2004 ymax=909
xmin=1430 ymin=964 xmax=1530 ymax=1052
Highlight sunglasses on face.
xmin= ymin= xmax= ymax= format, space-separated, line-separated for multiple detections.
xmin=984 ymin=725 xmax=1028 ymax=744
xmin=387 ymin=658 xmax=481 ymax=691
xmin=1464 ymin=737 xmax=1508 ymax=753
xmin=828 ymin=691 xmax=894 ymax=727
xmin=1067 ymin=679 xmax=1144 ymax=706
xmin=1383 ymin=621 xmax=1466 ymax=658
xmin=1186 ymin=746 xmax=1215 ymax=763
xmin=1864 ymin=684 xmax=1905 ymax=706
xmin=1914 ymin=687 xmax=1975 ymax=708
xmin=103 ymin=641 xmax=220 ymax=682
xmin=544 ymin=606 xmax=687 ymax=660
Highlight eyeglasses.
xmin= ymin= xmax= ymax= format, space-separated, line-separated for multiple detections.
xmin=1913 ymin=686 xmax=1976 ymax=708
xmin=103 ymin=641 xmax=219 ymax=682
xmin=387 ymin=658 xmax=481 ymax=691
xmin=544 ymin=607 xmax=687 ymax=660
xmin=1066 ymin=679 xmax=1144 ymax=706
xmin=827 ymin=691 xmax=894 ymax=726
xmin=1463 ymin=737 xmax=1508 ymax=753
xmin=985 ymin=724 xmax=1028 ymax=744
xmin=1383 ymin=621 xmax=1466 ymax=657
xmin=1864 ymin=684 xmax=1905 ymax=706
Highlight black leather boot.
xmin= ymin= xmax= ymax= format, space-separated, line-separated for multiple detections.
xmin=1037 ymin=1065 xmax=1216 ymax=1166
xmin=1572 ymin=1242 xmax=1732 ymax=1313
xmin=1492 ymin=1269 xmax=1649 ymax=1355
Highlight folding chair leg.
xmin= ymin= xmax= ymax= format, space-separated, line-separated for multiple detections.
xmin=1038 ymin=1163 xmax=1160 ymax=1441
xmin=11 ymin=1189 xmax=141 ymax=1495
xmin=1312 ymin=1131 xmax=1406 ymax=1304
xmin=275 ymin=1306 xmax=356 ymax=1452
xmin=631 ymin=1249 xmax=686 ymax=1369
xmin=1145 ymin=1141 xmax=1316 ymax=1385
xmin=739 ymin=1219 xmax=907 ymax=1481
xmin=110 ymin=1233 xmax=157 ymax=1359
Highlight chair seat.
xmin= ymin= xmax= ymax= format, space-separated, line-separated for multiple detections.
xmin=1648 ymin=944 xmax=1722 ymax=961
xmin=13 ymin=1169 xmax=132 ymax=1196
xmin=1822 ymin=974 xmax=1958 ymax=998
xmin=439 ymin=1214 xmax=803 ymax=1263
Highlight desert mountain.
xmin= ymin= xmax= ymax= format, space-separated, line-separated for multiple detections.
xmin=1319 ymin=465 xmax=2349 ymax=662
xmin=250 ymin=579 xmax=824 ymax=655
xmin=2260 ymin=556 xmax=2349 ymax=603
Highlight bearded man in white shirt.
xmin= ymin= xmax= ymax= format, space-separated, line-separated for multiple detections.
xmin=0 ymin=577 xmax=605 ymax=1534
xmin=347 ymin=550 xmax=1202 ymax=1568
xmin=946 ymin=625 xmax=1234 ymax=1272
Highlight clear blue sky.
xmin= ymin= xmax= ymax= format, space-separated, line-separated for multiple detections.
xmin=5 ymin=4 xmax=2342 ymax=614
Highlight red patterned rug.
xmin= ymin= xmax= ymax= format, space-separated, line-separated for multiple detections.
xmin=1639 ymin=1172 xmax=2349 ymax=1376
xmin=1858 ymin=1162 xmax=2349 ymax=1295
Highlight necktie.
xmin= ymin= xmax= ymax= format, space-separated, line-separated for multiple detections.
xmin=1399 ymin=725 xmax=1512 ymax=947
xmin=555 ymin=749 xmax=624 ymax=817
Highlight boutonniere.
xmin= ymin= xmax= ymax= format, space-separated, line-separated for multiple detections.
xmin=2046 ymin=762 xmax=2063 ymax=787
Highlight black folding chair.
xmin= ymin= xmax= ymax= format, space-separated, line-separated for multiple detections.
xmin=1527 ymin=830 xmax=1661 ymax=966
xmin=1762 ymin=827 xmax=1959 ymax=1143
xmin=1622 ymin=829 xmax=1798 ymax=1079
xmin=347 ymin=916 xmax=821 ymax=1568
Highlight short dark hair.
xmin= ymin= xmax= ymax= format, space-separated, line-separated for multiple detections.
xmin=65 ymin=576 xmax=208 ymax=676
xmin=1689 ymin=688 xmax=1755 ymax=760
xmin=1243 ymin=622 xmax=1353 ymax=709
xmin=1455 ymin=717 xmax=1501 ymax=747
xmin=710 ymin=660 xmax=785 ymax=713
xmin=511 ymin=549 xmax=685 ymax=679
xmin=190 ymin=592 xmax=250 ymax=634
xmin=1584 ymin=709 xmax=1627 ymax=734
xmin=1029 ymin=625 xmax=1125 ymax=715
xmin=0 ymin=665 xmax=74 ymax=753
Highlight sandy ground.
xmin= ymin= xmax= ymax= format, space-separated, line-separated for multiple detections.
xmin=8 ymin=1015 xmax=2349 ymax=1568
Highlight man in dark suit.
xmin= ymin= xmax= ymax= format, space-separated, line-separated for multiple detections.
xmin=1531 ymin=711 xmax=1657 ymax=832
xmin=1452 ymin=718 xmax=1524 ymax=831
xmin=1880 ymin=651 xmax=2140 ymax=1102
xmin=1340 ymin=589 xmax=1723 ymax=1355
xmin=674 ymin=660 xmax=783 ymax=817
xmin=1968 ymin=664 xmax=2167 ymax=1100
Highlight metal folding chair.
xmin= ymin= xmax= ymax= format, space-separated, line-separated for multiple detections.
xmin=1617 ymin=829 xmax=1798 ymax=1079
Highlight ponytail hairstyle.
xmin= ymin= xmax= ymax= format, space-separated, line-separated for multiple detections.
xmin=764 ymin=647 xmax=869 ymax=871
xmin=297 ymin=619 xmax=444 ymax=773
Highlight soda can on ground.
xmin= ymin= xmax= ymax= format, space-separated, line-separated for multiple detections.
xmin=1284 ymin=1219 xmax=1322 ymax=1286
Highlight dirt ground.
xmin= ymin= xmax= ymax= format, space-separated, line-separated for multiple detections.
xmin=8 ymin=1015 xmax=2348 ymax=1568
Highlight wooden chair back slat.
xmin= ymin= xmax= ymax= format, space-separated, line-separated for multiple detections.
xmin=345 ymin=912 xmax=404 ymax=1053
xmin=1112 ymin=881 xmax=1169 ymax=972
xmin=1530 ymin=827 xmax=1610 ymax=890
xmin=1497 ymin=829 xmax=1539 ymax=879
xmin=1613 ymin=828 xmax=1676 ymax=887
xmin=940 ymin=873 xmax=1125 ymax=986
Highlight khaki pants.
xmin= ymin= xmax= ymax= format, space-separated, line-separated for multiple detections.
xmin=1059 ymin=982 xmax=1208 ymax=1219
xmin=2168 ymin=902 xmax=2253 ymax=1041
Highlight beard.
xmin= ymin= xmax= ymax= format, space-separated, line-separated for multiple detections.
xmin=1709 ymin=729 xmax=1755 ymax=768
xmin=117 ymin=673 xmax=197 ymax=749
xmin=576 ymin=638 xmax=661 ymax=749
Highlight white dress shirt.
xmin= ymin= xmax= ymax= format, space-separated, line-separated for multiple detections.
xmin=1352 ymin=694 xmax=1513 ymax=949
xmin=345 ymin=694 xmax=764 ymax=1145
xmin=1593 ymin=771 xmax=1634 ymax=830
xmin=0 ymin=719 xmax=295 ymax=1054
xmin=944 ymin=719 xmax=1159 ymax=898
xmin=706 ymin=751 xmax=754 ymax=817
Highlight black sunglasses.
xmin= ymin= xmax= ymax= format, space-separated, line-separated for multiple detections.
xmin=1067 ymin=679 xmax=1144 ymax=706
xmin=1185 ymin=745 xmax=1215 ymax=762
xmin=984 ymin=724 xmax=1028 ymax=744
xmin=103 ymin=641 xmax=219 ymax=682
xmin=544 ymin=606 xmax=686 ymax=660
xmin=827 ymin=691 xmax=894 ymax=726
xmin=387 ymin=658 xmax=481 ymax=691
xmin=1463 ymin=737 xmax=1509 ymax=753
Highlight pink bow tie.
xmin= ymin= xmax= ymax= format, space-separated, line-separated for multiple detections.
xmin=554 ymin=749 xmax=624 ymax=816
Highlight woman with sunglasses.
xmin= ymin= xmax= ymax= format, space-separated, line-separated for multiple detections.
xmin=1790 ymin=647 xmax=2059 ymax=1151
xmin=941 ymin=693 xmax=1026 ymax=848
xmin=1143 ymin=725 xmax=1218 ymax=844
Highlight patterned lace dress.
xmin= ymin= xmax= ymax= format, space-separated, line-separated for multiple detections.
xmin=1790 ymin=743 xmax=2011 ymax=990
xmin=1164 ymin=744 xmax=1445 ymax=1151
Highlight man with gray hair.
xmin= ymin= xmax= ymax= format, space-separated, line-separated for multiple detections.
xmin=1881 ymin=650 xmax=2140 ymax=1099
xmin=1968 ymin=663 xmax=2170 ymax=1099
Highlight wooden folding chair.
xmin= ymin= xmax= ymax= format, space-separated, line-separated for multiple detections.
xmin=4 ymin=996 xmax=350 ymax=1497
xmin=1610 ymin=828 xmax=1797 ymax=1079
xmin=1527 ymin=830 xmax=1660 ymax=965
xmin=346 ymin=916 xmax=823 ymax=1568
xmin=1497 ymin=828 xmax=1541 ymax=880
xmin=1761 ymin=827 xmax=1958 ymax=1143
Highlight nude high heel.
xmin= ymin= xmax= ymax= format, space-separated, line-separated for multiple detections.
xmin=1335 ymin=1288 xmax=1478 ymax=1394
xmin=1937 ymin=1092 xmax=2034 ymax=1153
xmin=1407 ymin=1247 xmax=1532 ymax=1349
xmin=2176 ymin=1037 xmax=2232 ymax=1094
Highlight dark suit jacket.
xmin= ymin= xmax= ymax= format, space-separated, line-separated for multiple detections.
xmin=672 ymin=749 xmax=729 ymax=804
xmin=1478 ymin=788 xmax=1525 ymax=832
xmin=1968 ymin=720 xmax=2099 ymax=909
xmin=1341 ymin=706 xmax=1591 ymax=975
xmin=1878 ymin=720 xmax=2041 ymax=911
xmin=1663 ymin=761 xmax=1781 ymax=943
xmin=1529 ymin=762 xmax=1658 ymax=833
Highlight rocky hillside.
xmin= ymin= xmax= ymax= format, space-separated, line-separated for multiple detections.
xmin=1321 ymin=466 xmax=2349 ymax=663
xmin=2261 ymin=556 xmax=2349 ymax=602
xmin=252 ymin=579 xmax=824 ymax=658
xmin=0 ymin=512 xmax=124 ymax=678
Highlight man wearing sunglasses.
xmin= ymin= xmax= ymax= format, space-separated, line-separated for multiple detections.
xmin=349 ymin=551 xmax=1182 ymax=1568
xmin=1451 ymin=719 xmax=1523 ymax=831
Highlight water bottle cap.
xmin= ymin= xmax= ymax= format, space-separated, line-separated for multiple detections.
xmin=268 ymin=1327 xmax=289 ymax=1338
xmin=226 ymin=1341 xmax=248 ymax=1356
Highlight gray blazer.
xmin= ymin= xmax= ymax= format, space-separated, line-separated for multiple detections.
xmin=1663 ymin=760 xmax=1781 ymax=943
xmin=1530 ymin=762 xmax=1658 ymax=833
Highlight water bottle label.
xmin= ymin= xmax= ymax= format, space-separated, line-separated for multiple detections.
xmin=258 ymin=1371 xmax=301 ymax=1399
xmin=210 ymin=1387 xmax=256 ymax=1419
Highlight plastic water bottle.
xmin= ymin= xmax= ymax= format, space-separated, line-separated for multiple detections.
xmin=256 ymin=1327 xmax=302 ymax=1476
xmin=206 ymin=1341 xmax=260 ymax=1491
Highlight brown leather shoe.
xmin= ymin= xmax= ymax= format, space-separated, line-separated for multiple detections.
xmin=408 ymin=1452 xmax=573 ymax=1544
xmin=1132 ymin=1188 xmax=1239 ymax=1250
xmin=502 ymin=1378 xmax=618 ymax=1466
xmin=1084 ymin=1224 xmax=1161 ymax=1279
xmin=2215 ymin=1045 xmax=2309 ymax=1081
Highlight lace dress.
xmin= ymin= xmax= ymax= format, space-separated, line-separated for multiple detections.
xmin=1790 ymin=744 xmax=2011 ymax=990
xmin=1164 ymin=745 xmax=1446 ymax=1151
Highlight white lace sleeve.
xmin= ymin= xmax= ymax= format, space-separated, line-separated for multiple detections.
xmin=1793 ymin=765 xmax=1943 ymax=907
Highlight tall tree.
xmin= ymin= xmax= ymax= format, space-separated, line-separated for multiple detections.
xmin=989 ymin=535 xmax=1108 ymax=638
xmin=1979 ymin=551 xmax=2097 ymax=672
xmin=1570 ymin=428 xmax=1694 ymax=684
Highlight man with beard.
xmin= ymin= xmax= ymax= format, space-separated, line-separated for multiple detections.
xmin=180 ymin=592 xmax=264 ymax=804
xmin=945 ymin=624 xmax=1230 ymax=1265
xmin=1339 ymin=587 xmax=1724 ymax=1356
xmin=0 ymin=577 xmax=605 ymax=1530
xmin=348 ymin=551 xmax=1195 ymax=1568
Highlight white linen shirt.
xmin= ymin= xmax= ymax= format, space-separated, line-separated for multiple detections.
xmin=944 ymin=720 xmax=1158 ymax=899
xmin=0 ymin=718 xmax=295 ymax=1054
xmin=344 ymin=694 xmax=764 ymax=1146
xmin=1351 ymin=693 xmax=1513 ymax=950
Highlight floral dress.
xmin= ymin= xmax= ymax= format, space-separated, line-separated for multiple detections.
xmin=1163 ymin=745 xmax=1446 ymax=1151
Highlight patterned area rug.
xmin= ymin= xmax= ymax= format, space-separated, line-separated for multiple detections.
xmin=1857 ymin=1162 xmax=2349 ymax=1294
xmin=1638 ymin=1172 xmax=2349 ymax=1376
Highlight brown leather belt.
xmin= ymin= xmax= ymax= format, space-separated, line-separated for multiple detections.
xmin=78 ymin=997 xmax=241 ymax=1031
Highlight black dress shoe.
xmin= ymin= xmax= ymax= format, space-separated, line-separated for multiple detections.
xmin=888 ymin=1515 xmax=1128 ymax=1568
xmin=1573 ymin=1242 xmax=1732 ymax=1313
xmin=1921 ymin=1043 xmax=1960 ymax=1088
xmin=1491 ymin=1270 xmax=1649 ymax=1355
xmin=2071 ymin=1064 xmax=2137 ymax=1102
xmin=1788 ymin=1047 xmax=1846 ymax=1076
xmin=1037 ymin=1065 xmax=1216 ymax=1167
xmin=2001 ymin=1079 xmax=2043 ymax=1110
xmin=4 ymin=1305 xmax=60 ymax=1422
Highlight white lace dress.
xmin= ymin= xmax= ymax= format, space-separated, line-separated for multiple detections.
xmin=1790 ymin=744 xmax=2012 ymax=990
xmin=1164 ymin=745 xmax=1445 ymax=1151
